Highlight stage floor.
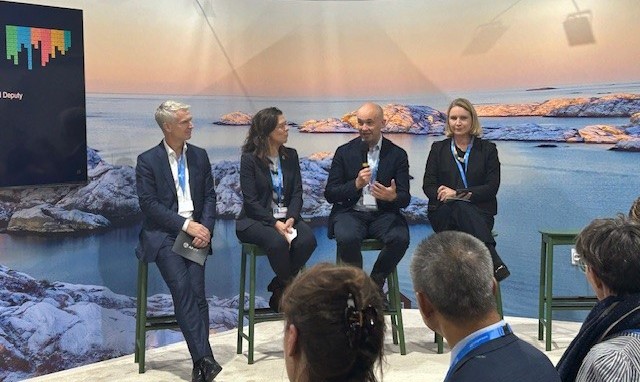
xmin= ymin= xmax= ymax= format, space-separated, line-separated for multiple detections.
xmin=23 ymin=309 xmax=581 ymax=382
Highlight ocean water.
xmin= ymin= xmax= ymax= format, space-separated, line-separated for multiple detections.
xmin=2 ymin=85 xmax=639 ymax=322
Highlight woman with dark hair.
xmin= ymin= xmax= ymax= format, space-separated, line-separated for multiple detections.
xmin=422 ymin=98 xmax=510 ymax=281
xmin=236 ymin=107 xmax=317 ymax=312
xmin=281 ymin=263 xmax=385 ymax=382
xmin=556 ymin=215 xmax=640 ymax=382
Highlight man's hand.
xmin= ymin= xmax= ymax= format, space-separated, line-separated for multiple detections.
xmin=186 ymin=221 xmax=211 ymax=248
xmin=371 ymin=179 xmax=398 ymax=202
xmin=436 ymin=185 xmax=456 ymax=202
xmin=355 ymin=167 xmax=372 ymax=189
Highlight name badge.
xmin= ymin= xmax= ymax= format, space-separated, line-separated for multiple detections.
xmin=178 ymin=200 xmax=194 ymax=214
xmin=363 ymin=194 xmax=376 ymax=206
xmin=273 ymin=206 xmax=288 ymax=219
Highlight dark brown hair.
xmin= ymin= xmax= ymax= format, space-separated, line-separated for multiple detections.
xmin=281 ymin=263 xmax=385 ymax=382
xmin=241 ymin=107 xmax=284 ymax=163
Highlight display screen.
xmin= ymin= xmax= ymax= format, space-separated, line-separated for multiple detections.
xmin=0 ymin=1 xmax=86 ymax=188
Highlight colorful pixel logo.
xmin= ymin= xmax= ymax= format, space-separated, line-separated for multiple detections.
xmin=5 ymin=25 xmax=71 ymax=70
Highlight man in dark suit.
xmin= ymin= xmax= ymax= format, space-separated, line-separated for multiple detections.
xmin=324 ymin=102 xmax=410 ymax=288
xmin=136 ymin=101 xmax=222 ymax=382
xmin=411 ymin=231 xmax=560 ymax=382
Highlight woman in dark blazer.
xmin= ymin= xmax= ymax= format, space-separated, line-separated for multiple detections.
xmin=236 ymin=107 xmax=317 ymax=311
xmin=422 ymin=98 xmax=510 ymax=281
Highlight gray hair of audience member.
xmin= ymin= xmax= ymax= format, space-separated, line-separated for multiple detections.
xmin=630 ymin=197 xmax=640 ymax=222
xmin=154 ymin=100 xmax=190 ymax=129
xmin=444 ymin=98 xmax=483 ymax=138
xmin=575 ymin=215 xmax=640 ymax=295
xmin=411 ymin=231 xmax=496 ymax=323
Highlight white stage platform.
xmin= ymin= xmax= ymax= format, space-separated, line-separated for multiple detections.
xmin=23 ymin=309 xmax=581 ymax=382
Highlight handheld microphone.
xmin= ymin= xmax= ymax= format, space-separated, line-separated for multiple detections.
xmin=361 ymin=139 xmax=369 ymax=168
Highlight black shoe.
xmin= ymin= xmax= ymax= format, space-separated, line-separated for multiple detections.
xmin=193 ymin=356 xmax=222 ymax=382
xmin=494 ymin=264 xmax=511 ymax=282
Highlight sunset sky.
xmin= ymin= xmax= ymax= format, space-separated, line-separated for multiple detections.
xmin=9 ymin=0 xmax=640 ymax=97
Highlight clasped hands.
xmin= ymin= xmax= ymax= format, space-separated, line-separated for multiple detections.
xmin=275 ymin=217 xmax=295 ymax=238
xmin=437 ymin=185 xmax=471 ymax=202
xmin=186 ymin=221 xmax=212 ymax=248
xmin=355 ymin=167 xmax=397 ymax=202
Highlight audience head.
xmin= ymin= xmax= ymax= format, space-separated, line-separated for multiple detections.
xmin=630 ymin=197 xmax=640 ymax=222
xmin=241 ymin=107 xmax=286 ymax=160
xmin=575 ymin=215 xmax=640 ymax=299
xmin=355 ymin=102 xmax=385 ymax=148
xmin=444 ymin=98 xmax=482 ymax=138
xmin=281 ymin=263 xmax=385 ymax=382
xmin=411 ymin=231 xmax=497 ymax=329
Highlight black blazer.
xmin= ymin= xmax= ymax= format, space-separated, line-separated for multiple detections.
xmin=135 ymin=141 xmax=216 ymax=263
xmin=422 ymin=137 xmax=500 ymax=216
xmin=450 ymin=333 xmax=561 ymax=382
xmin=324 ymin=137 xmax=411 ymax=237
xmin=236 ymin=147 xmax=303 ymax=231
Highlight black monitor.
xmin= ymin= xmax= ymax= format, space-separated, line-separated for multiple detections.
xmin=0 ymin=1 xmax=87 ymax=189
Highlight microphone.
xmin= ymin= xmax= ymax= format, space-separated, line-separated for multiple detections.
xmin=361 ymin=139 xmax=369 ymax=168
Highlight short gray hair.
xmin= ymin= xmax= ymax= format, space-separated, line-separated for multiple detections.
xmin=154 ymin=100 xmax=190 ymax=129
xmin=410 ymin=231 xmax=495 ymax=323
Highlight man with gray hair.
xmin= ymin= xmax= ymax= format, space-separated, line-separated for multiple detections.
xmin=136 ymin=101 xmax=221 ymax=381
xmin=410 ymin=231 xmax=559 ymax=381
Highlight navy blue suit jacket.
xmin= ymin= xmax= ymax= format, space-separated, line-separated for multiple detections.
xmin=135 ymin=141 xmax=216 ymax=263
xmin=236 ymin=147 xmax=303 ymax=231
xmin=449 ymin=333 xmax=560 ymax=382
xmin=324 ymin=136 xmax=410 ymax=237
xmin=423 ymin=137 xmax=500 ymax=216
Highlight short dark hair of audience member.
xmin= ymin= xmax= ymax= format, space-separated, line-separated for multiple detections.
xmin=411 ymin=230 xmax=497 ymax=327
xmin=630 ymin=197 xmax=640 ymax=222
xmin=576 ymin=215 xmax=640 ymax=297
xmin=241 ymin=107 xmax=284 ymax=162
xmin=281 ymin=263 xmax=385 ymax=382
xmin=443 ymin=98 xmax=483 ymax=138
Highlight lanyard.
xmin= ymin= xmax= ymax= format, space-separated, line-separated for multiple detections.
xmin=177 ymin=154 xmax=186 ymax=196
xmin=445 ymin=323 xmax=511 ymax=381
xmin=270 ymin=156 xmax=284 ymax=205
xmin=450 ymin=137 xmax=474 ymax=188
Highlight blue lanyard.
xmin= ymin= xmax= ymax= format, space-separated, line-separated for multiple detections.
xmin=177 ymin=154 xmax=186 ymax=196
xmin=270 ymin=156 xmax=284 ymax=205
xmin=450 ymin=137 xmax=474 ymax=188
xmin=445 ymin=323 xmax=511 ymax=381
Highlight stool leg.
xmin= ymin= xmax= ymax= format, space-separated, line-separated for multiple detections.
xmin=248 ymin=251 xmax=257 ymax=364
xmin=237 ymin=247 xmax=247 ymax=354
xmin=435 ymin=332 xmax=444 ymax=354
xmin=136 ymin=260 xmax=148 ymax=373
xmin=388 ymin=269 xmax=406 ymax=355
xmin=496 ymin=282 xmax=503 ymax=319
xmin=544 ymin=240 xmax=554 ymax=351
xmin=538 ymin=236 xmax=546 ymax=341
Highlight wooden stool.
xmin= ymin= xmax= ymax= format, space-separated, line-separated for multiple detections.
xmin=337 ymin=239 xmax=406 ymax=355
xmin=134 ymin=260 xmax=180 ymax=373
xmin=236 ymin=243 xmax=283 ymax=364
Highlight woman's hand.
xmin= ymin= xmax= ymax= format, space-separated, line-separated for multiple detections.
xmin=437 ymin=185 xmax=457 ymax=202
xmin=275 ymin=220 xmax=292 ymax=237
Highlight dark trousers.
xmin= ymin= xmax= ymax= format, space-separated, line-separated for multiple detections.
xmin=236 ymin=220 xmax=317 ymax=284
xmin=155 ymin=238 xmax=213 ymax=363
xmin=333 ymin=210 xmax=409 ymax=285
xmin=428 ymin=201 xmax=506 ymax=270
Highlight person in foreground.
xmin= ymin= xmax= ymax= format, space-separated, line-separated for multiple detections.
xmin=324 ymin=102 xmax=410 ymax=292
xmin=281 ymin=263 xmax=385 ymax=382
xmin=556 ymin=216 xmax=640 ymax=382
xmin=236 ymin=107 xmax=317 ymax=312
xmin=136 ymin=101 xmax=221 ymax=382
xmin=410 ymin=231 xmax=560 ymax=382
xmin=422 ymin=98 xmax=509 ymax=281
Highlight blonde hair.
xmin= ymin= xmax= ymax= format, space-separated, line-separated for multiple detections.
xmin=630 ymin=197 xmax=640 ymax=222
xmin=444 ymin=98 xmax=482 ymax=137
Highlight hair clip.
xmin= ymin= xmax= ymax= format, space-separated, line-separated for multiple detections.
xmin=344 ymin=293 xmax=378 ymax=348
